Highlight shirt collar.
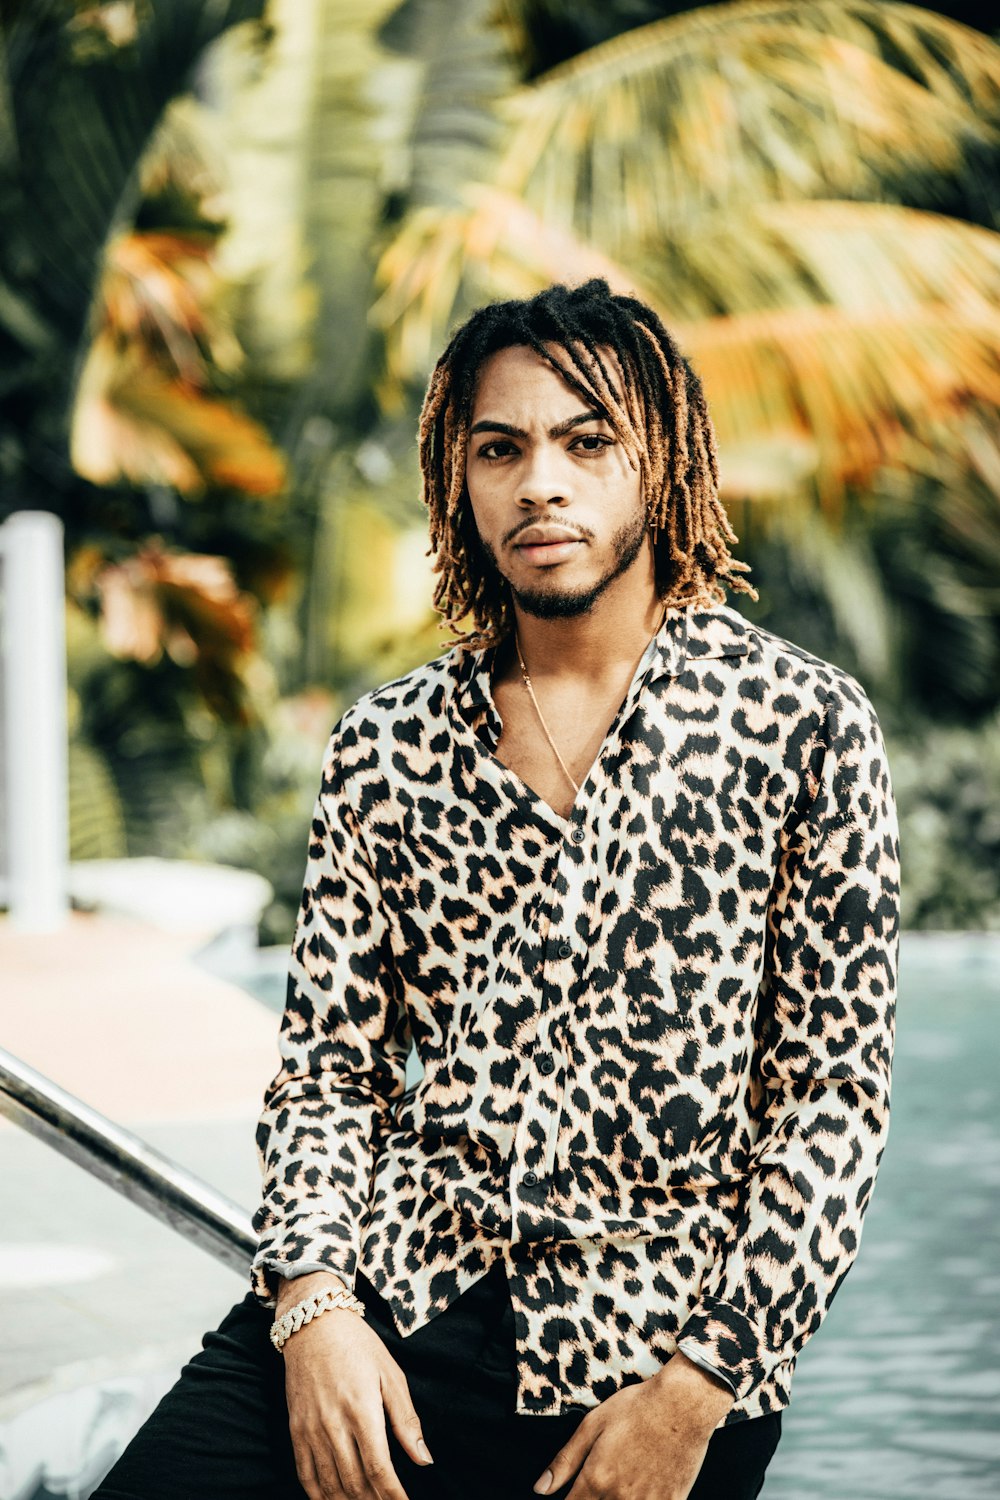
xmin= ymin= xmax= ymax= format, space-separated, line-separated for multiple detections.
xmin=681 ymin=601 xmax=753 ymax=665
xmin=450 ymin=602 xmax=751 ymax=724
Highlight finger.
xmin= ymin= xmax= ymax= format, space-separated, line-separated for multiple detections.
xmin=289 ymin=1446 xmax=320 ymax=1500
xmin=312 ymin=1431 xmax=349 ymax=1500
xmin=348 ymin=1431 xmax=394 ymax=1500
xmin=292 ymin=1439 xmax=326 ymax=1500
xmin=354 ymin=1414 xmax=412 ymax=1500
xmin=327 ymin=1427 xmax=373 ymax=1499
xmin=533 ymin=1416 xmax=598 ymax=1496
xmin=381 ymin=1370 xmax=434 ymax=1469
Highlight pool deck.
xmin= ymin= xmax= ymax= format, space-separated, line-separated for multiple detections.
xmin=0 ymin=911 xmax=279 ymax=1416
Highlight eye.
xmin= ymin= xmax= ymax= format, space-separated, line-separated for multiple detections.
xmin=570 ymin=433 xmax=612 ymax=455
xmin=477 ymin=439 xmax=518 ymax=462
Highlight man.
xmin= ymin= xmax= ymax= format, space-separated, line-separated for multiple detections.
xmin=96 ymin=279 xmax=900 ymax=1500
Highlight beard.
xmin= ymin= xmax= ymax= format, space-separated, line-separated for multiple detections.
xmin=481 ymin=508 xmax=651 ymax=620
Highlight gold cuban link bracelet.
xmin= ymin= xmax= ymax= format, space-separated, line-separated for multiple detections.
xmin=270 ymin=1284 xmax=367 ymax=1353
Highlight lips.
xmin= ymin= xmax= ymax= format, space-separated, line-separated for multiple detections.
xmin=513 ymin=527 xmax=583 ymax=548
xmin=513 ymin=534 xmax=585 ymax=566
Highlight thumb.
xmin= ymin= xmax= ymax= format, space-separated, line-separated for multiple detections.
xmin=382 ymin=1370 xmax=434 ymax=1468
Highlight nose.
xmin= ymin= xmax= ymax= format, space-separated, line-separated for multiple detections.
xmin=517 ymin=445 xmax=571 ymax=508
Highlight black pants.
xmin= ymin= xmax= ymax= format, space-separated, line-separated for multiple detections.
xmin=93 ymin=1261 xmax=782 ymax=1499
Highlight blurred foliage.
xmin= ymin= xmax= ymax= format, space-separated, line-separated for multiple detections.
xmin=72 ymin=230 xmax=285 ymax=496
xmin=890 ymin=715 xmax=1000 ymax=932
xmin=1 ymin=0 xmax=999 ymax=935
xmin=0 ymin=0 xmax=271 ymax=506
xmin=375 ymin=3 xmax=1000 ymax=503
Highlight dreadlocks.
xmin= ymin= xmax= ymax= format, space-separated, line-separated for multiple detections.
xmin=418 ymin=278 xmax=757 ymax=648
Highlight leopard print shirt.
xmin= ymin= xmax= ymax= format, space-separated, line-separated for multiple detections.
xmin=251 ymin=602 xmax=900 ymax=1423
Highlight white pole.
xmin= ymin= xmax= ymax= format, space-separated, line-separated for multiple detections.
xmin=1 ymin=510 xmax=69 ymax=931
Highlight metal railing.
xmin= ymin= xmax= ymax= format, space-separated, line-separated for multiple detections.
xmin=0 ymin=1045 xmax=255 ymax=1274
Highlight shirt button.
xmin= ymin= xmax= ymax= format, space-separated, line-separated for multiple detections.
xmin=523 ymin=1171 xmax=539 ymax=1187
xmin=536 ymin=1053 xmax=555 ymax=1075
xmin=571 ymin=826 xmax=585 ymax=844
xmin=557 ymin=943 xmax=571 ymax=959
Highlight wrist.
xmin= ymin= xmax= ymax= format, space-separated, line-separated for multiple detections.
xmin=650 ymin=1352 xmax=736 ymax=1428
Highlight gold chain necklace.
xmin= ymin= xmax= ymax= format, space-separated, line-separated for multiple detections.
xmin=513 ymin=601 xmax=668 ymax=797
xmin=514 ymin=634 xmax=581 ymax=794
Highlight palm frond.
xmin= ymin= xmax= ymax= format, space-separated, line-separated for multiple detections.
xmin=681 ymin=303 xmax=1000 ymax=503
xmin=70 ymin=220 xmax=286 ymax=494
xmin=497 ymin=1 xmax=1000 ymax=253
xmin=138 ymin=94 xmax=230 ymax=223
xmin=888 ymin=408 xmax=1000 ymax=595
xmin=4 ymin=0 xmax=268 ymax=338
xmin=637 ymin=200 xmax=1000 ymax=322
xmin=65 ymin=2 xmax=147 ymax=62
xmin=95 ymin=543 xmax=257 ymax=665
xmin=776 ymin=512 xmax=896 ymax=685
xmin=205 ymin=0 xmax=412 ymax=415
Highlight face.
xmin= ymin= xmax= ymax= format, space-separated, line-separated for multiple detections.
xmin=464 ymin=342 xmax=654 ymax=620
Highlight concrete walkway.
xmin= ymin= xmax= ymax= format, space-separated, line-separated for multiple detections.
xmin=0 ymin=910 xmax=282 ymax=1492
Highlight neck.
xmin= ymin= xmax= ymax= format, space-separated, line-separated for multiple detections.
xmin=506 ymin=577 xmax=667 ymax=684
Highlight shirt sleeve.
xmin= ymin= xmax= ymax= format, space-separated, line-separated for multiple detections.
xmin=675 ymin=679 xmax=900 ymax=1400
xmin=250 ymin=723 xmax=411 ymax=1308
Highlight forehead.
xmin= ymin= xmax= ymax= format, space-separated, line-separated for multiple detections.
xmin=469 ymin=341 xmax=627 ymax=418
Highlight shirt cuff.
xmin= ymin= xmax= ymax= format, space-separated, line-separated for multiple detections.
xmin=251 ymin=1257 xmax=353 ymax=1309
xmin=250 ymin=1216 xmax=358 ymax=1308
xmin=676 ymin=1295 xmax=768 ymax=1402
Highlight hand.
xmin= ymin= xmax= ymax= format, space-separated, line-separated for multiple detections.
xmin=533 ymin=1351 xmax=735 ymax=1500
xmin=277 ymin=1273 xmax=434 ymax=1500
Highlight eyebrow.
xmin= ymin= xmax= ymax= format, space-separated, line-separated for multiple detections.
xmin=468 ymin=410 xmax=607 ymax=441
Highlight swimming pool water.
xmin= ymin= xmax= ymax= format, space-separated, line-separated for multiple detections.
xmin=764 ymin=933 xmax=1000 ymax=1499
